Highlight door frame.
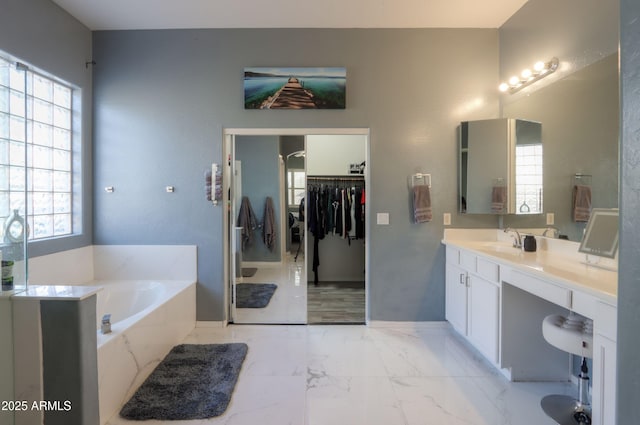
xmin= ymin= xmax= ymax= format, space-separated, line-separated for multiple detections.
xmin=223 ymin=127 xmax=371 ymax=325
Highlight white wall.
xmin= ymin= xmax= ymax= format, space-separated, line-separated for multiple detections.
xmin=306 ymin=135 xmax=366 ymax=176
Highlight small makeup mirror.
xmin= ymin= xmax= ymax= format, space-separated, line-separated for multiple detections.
xmin=578 ymin=208 xmax=619 ymax=259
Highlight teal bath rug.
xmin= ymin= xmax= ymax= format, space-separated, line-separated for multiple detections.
xmin=236 ymin=283 xmax=277 ymax=308
xmin=119 ymin=343 xmax=248 ymax=420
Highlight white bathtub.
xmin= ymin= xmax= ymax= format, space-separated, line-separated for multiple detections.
xmin=92 ymin=279 xmax=196 ymax=425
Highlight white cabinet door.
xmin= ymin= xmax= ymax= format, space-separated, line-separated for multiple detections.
xmin=445 ymin=262 xmax=468 ymax=335
xmin=592 ymin=334 xmax=616 ymax=425
xmin=468 ymin=275 xmax=500 ymax=363
xmin=592 ymin=302 xmax=617 ymax=425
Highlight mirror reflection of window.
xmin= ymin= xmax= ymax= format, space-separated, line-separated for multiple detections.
xmin=515 ymin=143 xmax=543 ymax=214
xmin=287 ymin=169 xmax=305 ymax=207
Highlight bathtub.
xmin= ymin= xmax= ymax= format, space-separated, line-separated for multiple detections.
xmin=92 ymin=279 xmax=196 ymax=425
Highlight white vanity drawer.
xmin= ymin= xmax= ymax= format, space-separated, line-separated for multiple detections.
xmin=459 ymin=250 xmax=476 ymax=271
xmin=595 ymin=302 xmax=617 ymax=341
xmin=507 ymin=269 xmax=572 ymax=308
xmin=571 ymin=290 xmax=597 ymax=319
xmin=476 ymin=257 xmax=500 ymax=283
xmin=446 ymin=246 xmax=460 ymax=265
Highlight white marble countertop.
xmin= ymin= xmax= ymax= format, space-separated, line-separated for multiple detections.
xmin=11 ymin=284 xmax=103 ymax=301
xmin=442 ymin=229 xmax=617 ymax=306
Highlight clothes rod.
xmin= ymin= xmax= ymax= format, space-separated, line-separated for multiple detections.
xmin=307 ymin=175 xmax=365 ymax=180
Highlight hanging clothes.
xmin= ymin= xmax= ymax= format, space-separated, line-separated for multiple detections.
xmin=306 ymin=178 xmax=366 ymax=284
xmin=262 ymin=196 xmax=276 ymax=252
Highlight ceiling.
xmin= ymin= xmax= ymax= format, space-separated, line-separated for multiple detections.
xmin=51 ymin=0 xmax=528 ymax=31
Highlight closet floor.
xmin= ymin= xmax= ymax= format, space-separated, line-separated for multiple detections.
xmin=307 ymin=281 xmax=365 ymax=324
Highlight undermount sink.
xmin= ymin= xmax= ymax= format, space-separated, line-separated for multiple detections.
xmin=475 ymin=242 xmax=524 ymax=255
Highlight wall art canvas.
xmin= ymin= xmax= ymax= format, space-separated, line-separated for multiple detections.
xmin=244 ymin=67 xmax=346 ymax=110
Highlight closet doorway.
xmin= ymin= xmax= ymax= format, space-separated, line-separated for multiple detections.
xmin=223 ymin=128 xmax=369 ymax=325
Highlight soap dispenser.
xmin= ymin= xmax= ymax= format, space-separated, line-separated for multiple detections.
xmin=523 ymin=235 xmax=537 ymax=252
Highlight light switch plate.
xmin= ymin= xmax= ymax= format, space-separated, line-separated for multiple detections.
xmin=443 ymin=213 xmax=451 ymax=226
xmin=377 ymin=213 xmax=390 ymax=225
xmin=546 ymin=213 xmax=554 ymax=225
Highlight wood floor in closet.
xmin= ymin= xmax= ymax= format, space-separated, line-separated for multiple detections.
xmin=307 ymin=281 xmax=365 ymax=324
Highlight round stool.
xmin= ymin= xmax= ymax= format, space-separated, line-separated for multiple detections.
xmin=541 ymin=313 xmax=594 ymax=425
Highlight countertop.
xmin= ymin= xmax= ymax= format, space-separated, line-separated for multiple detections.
xmin=11 ymin=284 xmax=103 ymax=301
xmin=443 ymin=232 xmax=617 ymax=306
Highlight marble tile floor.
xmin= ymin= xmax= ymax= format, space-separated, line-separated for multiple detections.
xmin=234 ymin=253 xmax=307 ymax=324
xmin=106 ymin=324 xmax=574 ymax=425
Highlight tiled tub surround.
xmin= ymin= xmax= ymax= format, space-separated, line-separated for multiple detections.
xmin=442 ymin=229 xmax=618 ymax=425
xmin=22 ymin=245 xmax=197 ymax=425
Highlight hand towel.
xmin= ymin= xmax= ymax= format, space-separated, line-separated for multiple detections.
xmin=572 ymin=185 xmax=592 ymax=222
xmin=262 ymin=196 xmax=276 ymax=252
xmin=413 ymin=185 xmax=432 ymax=223
xmin=204 ymin=170 xmax=212 ymax=201
xmin=491 ymin=186 xmax=507 ymax=214
xmin=237 ymin=196 xmax=257 ymax=249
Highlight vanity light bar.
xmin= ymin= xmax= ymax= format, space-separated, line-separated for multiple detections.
xmin=499 ymin=57 xmax=559 ymax=94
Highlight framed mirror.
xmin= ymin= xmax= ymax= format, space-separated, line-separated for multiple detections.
xmin=460 ymin=118 xmax=542 ymax=215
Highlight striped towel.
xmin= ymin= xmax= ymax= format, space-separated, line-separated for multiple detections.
xmin=413 ymin=185 xmax=432 ymax=223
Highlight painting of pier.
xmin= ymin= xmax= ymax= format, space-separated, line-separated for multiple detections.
xmin=244 ymin=67 xmax=346 ymax=109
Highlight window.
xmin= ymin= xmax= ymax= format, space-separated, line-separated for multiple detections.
xmin=0 ymin=55 xmax=75 ymax=241
xmin=287 ymin=169 xmax=305 ymax=207
xmin=515 ymin=144 xmax=543 ymax=214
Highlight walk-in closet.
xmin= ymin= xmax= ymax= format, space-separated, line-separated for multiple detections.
xmin=305 ymin=135 xmax=366 ymax=324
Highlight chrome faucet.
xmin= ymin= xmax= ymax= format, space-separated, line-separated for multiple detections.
xmin=542 ymin=226 xmax=559 ymax=238
xmin=504 ymin=227 xmax=522 ymax=248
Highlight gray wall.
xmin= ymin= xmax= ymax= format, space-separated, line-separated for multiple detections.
xmin=618 ymin=0 xmax=640 ymax=422
xmin=92 ymin=28 xmax=500 ymax=321
xmin=235 ymin=135 xmax=281 ymax=262
xmin=0 ymin=0 xmax=93 ymax=257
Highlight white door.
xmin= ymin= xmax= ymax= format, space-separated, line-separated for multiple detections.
xmin=445 ymin=262 xmax=468 ymax=335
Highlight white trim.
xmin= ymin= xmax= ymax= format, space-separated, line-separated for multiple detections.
xmin=368 ymin=321 xmax=450 ymax=329
xmin=196 ymin=320 xmax=228 ymax=328
xmin=223 ymin=127 xmax=371 ymax=325
xmin=224 ymin=128 xmax=369 ymax=136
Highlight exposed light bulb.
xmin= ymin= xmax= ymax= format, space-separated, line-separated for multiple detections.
xmin=498 ymin=57 xmax=558 ymax=94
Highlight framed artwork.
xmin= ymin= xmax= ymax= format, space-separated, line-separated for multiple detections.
xmin=244 ymin=67 xmax=346 ymax=109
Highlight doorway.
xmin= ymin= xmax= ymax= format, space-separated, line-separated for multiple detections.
xmin=223 ymin=128 xmax=370 ymax=325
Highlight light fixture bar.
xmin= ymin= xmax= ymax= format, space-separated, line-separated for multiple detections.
xmin=499 ymin=57 xmax=559 ymax=94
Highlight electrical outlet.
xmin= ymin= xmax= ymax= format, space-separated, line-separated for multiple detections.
xmin=546 ymin=213 xmax=554 ymax=225
xmin=443 ymin=213 xmax=451 ymax=226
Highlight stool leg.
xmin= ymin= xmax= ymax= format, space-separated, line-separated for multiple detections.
xmin=541 ymin=357 xmax=593 ymax=425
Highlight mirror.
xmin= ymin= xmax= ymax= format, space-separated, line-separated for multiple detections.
xmin=578 ymin=208 xmax=619 ymax=259
xmin=503 ymin=54 xmax=619 ymax=241
xmin=460 ymin=118 xmax=542 ymax=215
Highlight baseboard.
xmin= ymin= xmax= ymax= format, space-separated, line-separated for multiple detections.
xmin=195 ymin=320 xmax=228 ymax=328
xmin=367 ymin=320 xmax=450 ymax=329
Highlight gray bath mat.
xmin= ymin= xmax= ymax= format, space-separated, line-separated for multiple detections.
xmin=236 ymin=283 xmax=277 ymax=308
xmin=119 ymin=343 xmax=248 ymax=420
xmin=241 ymin=267 xmax=258 ymax=277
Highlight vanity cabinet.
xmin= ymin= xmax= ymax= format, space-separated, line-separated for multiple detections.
xmin=592 ymin=301 xmax=617 ymax=425
xmin=445 ymin=246 xmax=501 ymax=364
xmin=445 ymin=260 xmax=468 ymax=335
